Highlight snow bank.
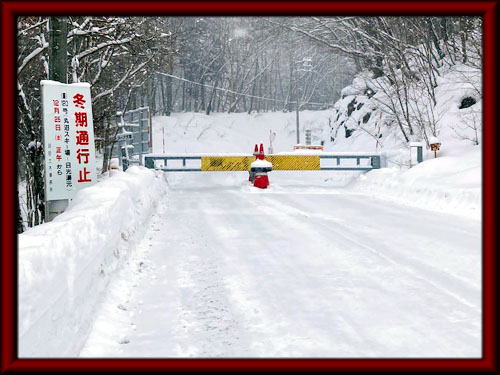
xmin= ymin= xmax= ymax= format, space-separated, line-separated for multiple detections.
xmin=351 ymin=148 xmax=481 ymax=219
xmin=18 ymin=166 xmax=167 ymax=357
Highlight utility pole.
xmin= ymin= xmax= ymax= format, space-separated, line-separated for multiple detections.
xmin=45 ymin=16 xmax=68 ymax=222
xmin=295 ymin=61 xmax=301 ymax=145
xmin=49 ymin=17 xmax=68 ymax=83
xmin=294 ymin=57 xmax=313 ymax=146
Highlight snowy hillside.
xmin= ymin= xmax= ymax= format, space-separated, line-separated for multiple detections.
xmin=331 ymin=64 xmax=481 ymax=156
xmin=329 ymin=63 xmax=482 ymax=218
xmin=151 ymin=110 xmax=334 ymax=155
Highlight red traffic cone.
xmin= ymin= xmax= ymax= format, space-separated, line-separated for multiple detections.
xmin=254 ymin=174 xmax=269 ymax=189
xmin=253 ymin=144 xmax=259 ymax=156
xmin=258 ymin=143 xmax=265 ymax=160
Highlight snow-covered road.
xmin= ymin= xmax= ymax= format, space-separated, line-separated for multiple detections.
xmin=80 ymin=172 xmax=481 ymax=358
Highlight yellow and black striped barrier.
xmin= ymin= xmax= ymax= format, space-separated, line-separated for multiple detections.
xmin=144 ymin=154 xmax=382 ymax=172
xmin=200 ymin=155 xmax=320 ymax=171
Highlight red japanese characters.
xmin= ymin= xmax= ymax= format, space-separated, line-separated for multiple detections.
xmin=73 ymin=93 xmax=93 ymax=184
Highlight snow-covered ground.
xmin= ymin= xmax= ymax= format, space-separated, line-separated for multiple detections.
xmin=79 ymin=105 xmax=480 ymax=357
xmin=18 ymin=167 xmax=167 ymax=357
xmin=19 ymin=71 xmax=482 ymax=357
xmin=79 ymin=171 xmax=481 ymax=358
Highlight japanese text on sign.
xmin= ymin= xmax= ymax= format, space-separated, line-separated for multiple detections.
xmin=41 ymin=80 xmax=96 ymax=201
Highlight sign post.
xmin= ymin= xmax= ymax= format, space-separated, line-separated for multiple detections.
xmin=409 ymin=141 xmax=424 ymax=167
xmin=41 ymin=80 xmax=97 ymax=221
xmin=429 ymin=136 xmax=441 ymax=158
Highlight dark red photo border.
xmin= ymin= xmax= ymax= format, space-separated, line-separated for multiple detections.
xmin=1 ymin=0 xmax=496 ymax=372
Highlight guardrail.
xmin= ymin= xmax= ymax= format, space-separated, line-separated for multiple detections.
xmin=319 ymin=155 xmax=381 ymax=170
xmin=144 ymin=153 xmax=384 ymax=172
xmin=144 ymin=155 xmax=202 ymax=171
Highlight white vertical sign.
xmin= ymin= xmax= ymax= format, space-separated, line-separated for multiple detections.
xmin=41 ymin=80 xmax=97 ymax=201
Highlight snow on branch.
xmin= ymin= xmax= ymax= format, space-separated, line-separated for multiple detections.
xmin=76 ymin=35 xmax=136 ymax=60
xmin=267 ymin=19 xmax=384 ymax=59
xmin=93 ymin=58 xmax=151 ymax=102
xmin=17 ymin=41 xmax=49 ymax=76
xmin=17 ymin=19 xmax=48 ymax=36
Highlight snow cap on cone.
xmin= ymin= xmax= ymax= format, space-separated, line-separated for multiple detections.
xmin=258 ymin=143 xmax=265 ymax=160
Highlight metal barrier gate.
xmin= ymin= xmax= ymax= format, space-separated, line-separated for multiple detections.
xmin=144 ymin=153 xmax=384 ymax=172
xmin=113 ymin=107 xmax=152 ymax=168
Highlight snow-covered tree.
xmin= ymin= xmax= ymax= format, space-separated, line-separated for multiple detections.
xmin=17 ymin=16 xmax=177 ymax=228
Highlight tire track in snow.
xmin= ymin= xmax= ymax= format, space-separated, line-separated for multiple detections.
xmin=83 ymin=177 xmax=481 ymax=358
xmin=254 ymin=192 xmax=481 ymax=312
xmin=202 ymin=189 xmax=385 ymax=356
xmin=176 ymin=252 xmax=243 ymax=357
xmin=167 ymin=189 xmax=249 ymax=357
xmin=230 ymin=189 xmax=480 ymax=356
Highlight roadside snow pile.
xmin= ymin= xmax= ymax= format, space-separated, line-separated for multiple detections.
xmin=18 ymin=166 xmax=167 ymax=357
xmin=351 ymin=147 xmax=481 ymax=219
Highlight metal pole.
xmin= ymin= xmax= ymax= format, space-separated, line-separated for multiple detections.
xmin=296 ymin=99 xmax=300 ymax=144
xmin=162 ymin=126 xmax=165 ymax=153
xmin=305 ymin=129 xmax=311 ymax=145
xmin=295 ymin=74 xmax=300 ymax=144
xmin=417 ymin=146 xmax=423 ymax=163
xmin=45 ymin=16 xmax=69 ymax=222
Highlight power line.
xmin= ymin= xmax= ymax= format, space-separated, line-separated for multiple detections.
xmin=155 ymin=71 xmax=332 ymax=107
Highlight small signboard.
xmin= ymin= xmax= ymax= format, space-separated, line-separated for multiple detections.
xmin=41 ymin=80 xmax=97 ymax=201
xmin=430 ymin=143 xmax=441 ymax=151
xmin=116 ymin=132 xmax=133 ymax=141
